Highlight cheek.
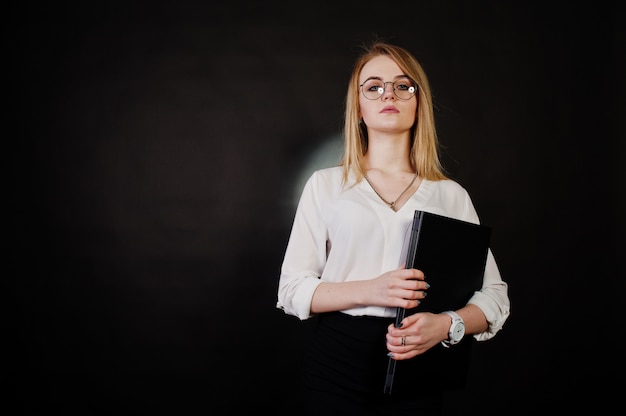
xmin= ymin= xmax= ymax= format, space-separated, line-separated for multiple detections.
xmin=408 ymin=102 xmax=418 ymax=123
xmin=359 ymin=99 xmax=375 ymax=121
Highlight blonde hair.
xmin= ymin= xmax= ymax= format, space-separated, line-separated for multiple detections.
xmin=340 ymin=40 xmax=448 ymax=184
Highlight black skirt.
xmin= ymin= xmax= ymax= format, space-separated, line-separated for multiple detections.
xmin=300 ymin=312 xmax=446 ymax=416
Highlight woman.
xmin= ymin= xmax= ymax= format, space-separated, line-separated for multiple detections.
xmin=276 ymin=40 xmax=510 ymax=415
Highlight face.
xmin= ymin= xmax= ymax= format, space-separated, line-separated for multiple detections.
xmin=358 ymin=55 xmax=417 ymax=134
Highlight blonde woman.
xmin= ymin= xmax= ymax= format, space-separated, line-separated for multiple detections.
xmin=277 ymin=40 xmax=510 ymax=415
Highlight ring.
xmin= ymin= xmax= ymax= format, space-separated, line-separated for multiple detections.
xmin=401 ymin=336 xmax=406 ymax=346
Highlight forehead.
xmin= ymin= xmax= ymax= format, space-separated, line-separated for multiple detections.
xmin=360 ymin=55 xmax=404 ymax=81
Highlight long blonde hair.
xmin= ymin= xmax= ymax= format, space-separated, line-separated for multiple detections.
xmin=340 ymin=40 xmax=448 ymax=184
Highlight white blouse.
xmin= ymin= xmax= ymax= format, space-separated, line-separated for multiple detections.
xmin=276 ymin=166 xmax=510 ymax=341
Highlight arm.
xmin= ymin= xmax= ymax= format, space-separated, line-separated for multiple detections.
xmin=310 ymin=266 xmax=429 ymax=314
xmin=454 ymin=303 xmax=488 ymax=335
xmin=466 ymin=249 xmax=510 ymax=340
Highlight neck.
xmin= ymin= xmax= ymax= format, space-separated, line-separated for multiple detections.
xmin=364 ymin=132 xmax=412 ymax=173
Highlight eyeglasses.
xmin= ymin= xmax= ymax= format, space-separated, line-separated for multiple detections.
xmin=359 ymin=77 xmax=418 ymax=100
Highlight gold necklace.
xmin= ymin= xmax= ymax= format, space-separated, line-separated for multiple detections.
xmin=364 ymin=172 xmax=419 ymax=212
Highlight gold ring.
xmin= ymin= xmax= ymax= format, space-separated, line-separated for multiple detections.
xmin=401 ymin=336 xmax=406 ymax=346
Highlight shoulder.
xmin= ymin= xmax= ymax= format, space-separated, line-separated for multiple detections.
xmin=311 ymin=165 xmax=343 ymax=179
xmin=420 ymin=179 xmax=478 ymax=222
xmin=427 ymin=178 xmax=471 ymax=196
xmin=306 ymin=166 xmax=344 ymax=187
xmin=300 ymin=166 xmax=346 ymax=198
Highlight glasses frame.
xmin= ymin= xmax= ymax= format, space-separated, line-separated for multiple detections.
xmin=359 ymin=77 xmax=418 ymax=101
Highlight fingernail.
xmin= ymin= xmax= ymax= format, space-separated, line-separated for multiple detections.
xmin=425 ymin=283 xmax=430 ymax=289
xmin=395 ymin=322 xmax=403 ymax=328
xmin=387 ymin=353 xmax=395 ymax=358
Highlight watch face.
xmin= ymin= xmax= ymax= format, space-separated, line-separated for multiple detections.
xmin=452 ymin=323 xmax=465 ymax=341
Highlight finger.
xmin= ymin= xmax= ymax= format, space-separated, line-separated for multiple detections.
xmin=395 ymin=267 xmax=424 ymax=281
xmin=386 ymin=330 xmax=406 ymax=347
xmin=406 ymin=268 xmax=425 ymax=280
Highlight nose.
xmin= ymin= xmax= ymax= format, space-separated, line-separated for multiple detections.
xmin=381 ymin=82 xmax=396 ymax=100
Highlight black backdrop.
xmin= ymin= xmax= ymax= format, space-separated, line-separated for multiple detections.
xmin=7 ymin=1 xmax=625 ymax=415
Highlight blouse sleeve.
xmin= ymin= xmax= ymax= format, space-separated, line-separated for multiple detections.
xmin=276 ymin=173 xmax=327 ymax=320
xmin=468 ymin=249 xmax=510 ymax=341
xmin=460 ymin=188 xmax=511 ymax=341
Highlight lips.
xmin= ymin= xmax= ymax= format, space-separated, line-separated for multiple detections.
xmin=380 ymin=106 xmax=399 ymax=113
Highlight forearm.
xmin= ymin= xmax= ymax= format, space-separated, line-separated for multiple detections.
xmin=310 ymin=280 xmax=371 ymax=314
xmin=455 ymin=303 xmax=488 ymax=335
xmin=429 ymin=304 xmax=488 ymax=347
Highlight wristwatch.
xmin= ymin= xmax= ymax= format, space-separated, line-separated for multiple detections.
xmin=441 ymin=310 xmax=465 ymax=348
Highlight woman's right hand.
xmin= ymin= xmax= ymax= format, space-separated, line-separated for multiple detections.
xmin=367 ymin=265 xmax=429 ymax=309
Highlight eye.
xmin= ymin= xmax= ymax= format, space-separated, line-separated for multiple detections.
xmin=395 ymin=79 xmax=414 ymax=91
xmin=364 ymin=80 xmax=383 ymax=92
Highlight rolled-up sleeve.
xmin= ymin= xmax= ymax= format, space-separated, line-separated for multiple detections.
xmin=276 ymin=174 xmax=327 ymax=320
xmin=468 ymin=249 xmax=511 ymax=341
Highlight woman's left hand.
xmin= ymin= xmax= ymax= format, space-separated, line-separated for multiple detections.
xmin=385 ymin=312 xmax=448 ymax=360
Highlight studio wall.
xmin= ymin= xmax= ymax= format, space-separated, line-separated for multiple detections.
xmin=8 ymin=1 xmax=624 ymax=414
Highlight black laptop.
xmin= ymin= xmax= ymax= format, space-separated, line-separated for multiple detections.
xmin=384 ymin=210 xmax=491 ymax=394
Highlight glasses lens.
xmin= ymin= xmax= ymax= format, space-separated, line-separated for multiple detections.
xmin=361 ymin=79 xmax=385 ymax=100
xmin=393 ymin=77 xmax=417 ymax=100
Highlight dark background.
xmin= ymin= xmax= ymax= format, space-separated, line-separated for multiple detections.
xmin=7 ymin=1 xmax=625 ymax=415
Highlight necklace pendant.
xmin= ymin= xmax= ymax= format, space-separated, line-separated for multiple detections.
xmin=364 ymin=172 xmax=418 ymax=213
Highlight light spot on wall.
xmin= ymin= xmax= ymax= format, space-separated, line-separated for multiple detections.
xmin=290 ymin=134 xmax=343 ymax=207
